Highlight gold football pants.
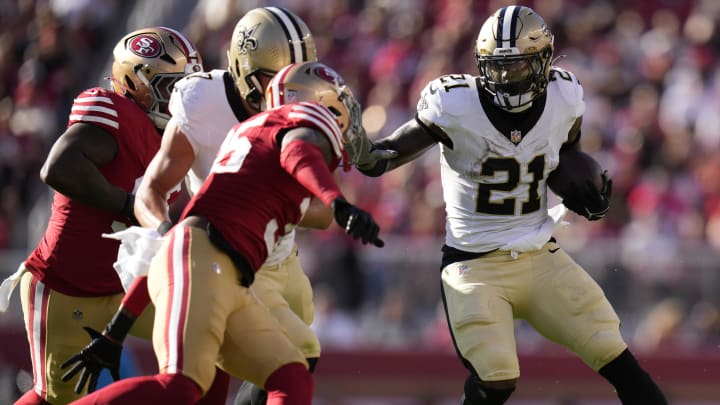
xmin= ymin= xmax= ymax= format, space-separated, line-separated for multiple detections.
xmin=441 ymin=240 xmax=627 ymax=381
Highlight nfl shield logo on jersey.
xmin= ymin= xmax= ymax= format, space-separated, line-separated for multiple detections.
xmin=510 ymin=130 xmax=522 ymax=144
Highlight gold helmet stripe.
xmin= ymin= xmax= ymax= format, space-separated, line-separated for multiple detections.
xmin=266 ymin=7 xmax=306 ymax=63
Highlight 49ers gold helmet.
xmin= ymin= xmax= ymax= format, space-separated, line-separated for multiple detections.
xmin=475 ymin=6 xmax=554 ymax=110
xmin=111 ymin=27 xmax=203 ymax=129
xmin=228 ymin=7 xmax=317 ymax=111
xmin=265 ymin=62 xmax=365 ymax=168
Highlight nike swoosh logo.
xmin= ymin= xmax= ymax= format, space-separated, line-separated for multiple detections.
xmin=549 ymin=248 xmax=560 ymax=253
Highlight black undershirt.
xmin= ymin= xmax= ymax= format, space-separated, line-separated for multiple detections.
xmin=476 ymin=77 xmax=546 ymax=144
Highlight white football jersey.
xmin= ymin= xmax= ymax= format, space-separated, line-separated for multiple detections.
xmin=416 ymin=68 xmax=584 ymax=253
xmin=169 ymin=69 xmax=295 ymax=265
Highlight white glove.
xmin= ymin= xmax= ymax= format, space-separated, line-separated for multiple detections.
xmin=0 ymin=263 xmax=25 ymax=312
xmin=103 ymin=226 xmax=164 ymax=291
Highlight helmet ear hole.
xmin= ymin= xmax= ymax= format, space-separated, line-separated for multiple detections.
xmin=124 ymin=75 xmax=136 ymax=91
xmin=327 ymin=106 xmax=341 ymax=116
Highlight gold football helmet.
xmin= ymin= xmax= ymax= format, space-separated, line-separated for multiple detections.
xmin=475 ymin=5 xmax=554 ymax=110
xmin=111 ymin=27 xmax=203 ymax=129
xmin=228 ymin=7 xmax=318 ymax=111
xmin=265 ymin=62 xmax=364 ymax=167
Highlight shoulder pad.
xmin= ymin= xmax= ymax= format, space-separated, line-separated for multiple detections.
xmin=548 ymin=67 xmax=585 ymax=117
xmin=172 ymin=69 xmax=224 ymax=99
xmin=169 ymin=70 xmax=225 ymax=124
xmin=417 ymin=74 xmax=477 ymax=127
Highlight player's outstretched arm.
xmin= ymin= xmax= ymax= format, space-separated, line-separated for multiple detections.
xmin=280 ymin=127 xmax=384 ymax=247
xmin=356 ymin=117 xmax=438 ymax=176
xmin=135 ymin=118 xmax=195 ymax=232
xmin=41 ymin=123 xmax=134 ymax=221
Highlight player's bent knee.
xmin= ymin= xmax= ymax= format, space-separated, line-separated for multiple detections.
xmin=584 ymin=329 xmax=627 ymax=371
xmin=463 ymin=344 xmax=518 ymax=381
xmin=264 ymin=362 xmax=313 ymax=402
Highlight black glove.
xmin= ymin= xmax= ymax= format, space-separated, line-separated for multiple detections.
xmin=332 ymin=198 xmax=384 ymax=247
xmin=60 ymin=326 xmax=122 ymax=394
xmin=562 ymin=170 xmax=612 ymax=221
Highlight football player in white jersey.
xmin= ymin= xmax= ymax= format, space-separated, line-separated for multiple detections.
xmin=137 ymin=7 xmax=331 ymax=405
xmin=354 ymin=5 xmax=668 ymax=405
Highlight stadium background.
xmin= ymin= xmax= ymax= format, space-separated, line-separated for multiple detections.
xmin=0 ymin=0 xmax=719 ymax=403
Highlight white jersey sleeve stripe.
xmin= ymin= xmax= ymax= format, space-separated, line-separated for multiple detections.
xmin=292 ymin=102 xmax=343 ymax=150
xmin=69 ymin=114 xmax=119 ymax=129
xmin=292 ymin=103 xmax=342 ymax=141
xmin=288 ymin=112 xmax=343 ymax=158
xmin=71 ymin=105 xmax=118 ymax=117
xmin=74 ymin=96 xmax=114 ymax=105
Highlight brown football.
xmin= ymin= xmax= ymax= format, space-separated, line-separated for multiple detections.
xmin=547 ymin=149 xmax=604 ymax=199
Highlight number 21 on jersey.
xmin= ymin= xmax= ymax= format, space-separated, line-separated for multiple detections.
xmin=476 ymin=155 xmax=545 ymax=215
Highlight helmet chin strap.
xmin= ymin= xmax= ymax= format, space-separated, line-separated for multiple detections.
xmin=245 ymin=74 xmax=265 ymax=112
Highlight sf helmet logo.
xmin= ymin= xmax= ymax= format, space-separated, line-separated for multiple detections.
xmin=129 ymin=35 xmax=161 ymax=58
xmin=314 ymin=66 xmax=344 ymax=86
xmin=236 ymin=24 xmax=259 ymax=55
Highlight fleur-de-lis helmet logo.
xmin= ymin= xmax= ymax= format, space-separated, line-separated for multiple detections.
xmin=236 ymin=24 xmax=259 ymax=55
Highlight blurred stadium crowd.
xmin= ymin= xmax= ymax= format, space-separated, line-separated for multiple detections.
xmin=1 ymin=0 xmax=720 ymax=366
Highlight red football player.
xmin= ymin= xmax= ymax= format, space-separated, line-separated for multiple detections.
xmin=1 ymin=27 xmax=202 ymax=405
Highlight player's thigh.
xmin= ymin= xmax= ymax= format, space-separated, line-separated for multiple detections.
xmin=527 ymin=245 xmax=627 ymax=371
xmin=148 ymin=225 xmax=241 ymax=394
xmin=283 ymin=253 xmax=315 ymax=325
xmin=268 ymin=303 xmax=321 ymax=359
xmin=441 ymin=259 xmax=519 ymax=381
xmin=253 ymin=256 xmax=319 ymax=358
xmin=19 ymin=271 xmax=123 ymax=403
xmin=254 ymin=253 xmax=314 ymax=326
xmin=218 ymin=296 xmax=308 ymax=388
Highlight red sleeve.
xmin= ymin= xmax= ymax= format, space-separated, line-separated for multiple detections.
xmin=280 ymin=140 xmax=343 ymax=206
xmin=120 ymin=276 xmax=151 ymax=317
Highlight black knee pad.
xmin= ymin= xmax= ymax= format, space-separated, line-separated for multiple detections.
xmin=463 ymin=375 xmax=515 ymax=405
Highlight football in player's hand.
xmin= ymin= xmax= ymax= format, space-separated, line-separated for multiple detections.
xmin=547 ymin=149 xmax=604 ymax=200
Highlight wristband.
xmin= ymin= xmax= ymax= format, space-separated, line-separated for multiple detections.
xmin=104 ymin=310 xmax=134 ymax=344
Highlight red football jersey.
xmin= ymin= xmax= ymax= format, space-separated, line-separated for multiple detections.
xmin=182 ymin=102 xmax=343 ymax=270
xmin=24 ymin=87 xmax=162 ymax=296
